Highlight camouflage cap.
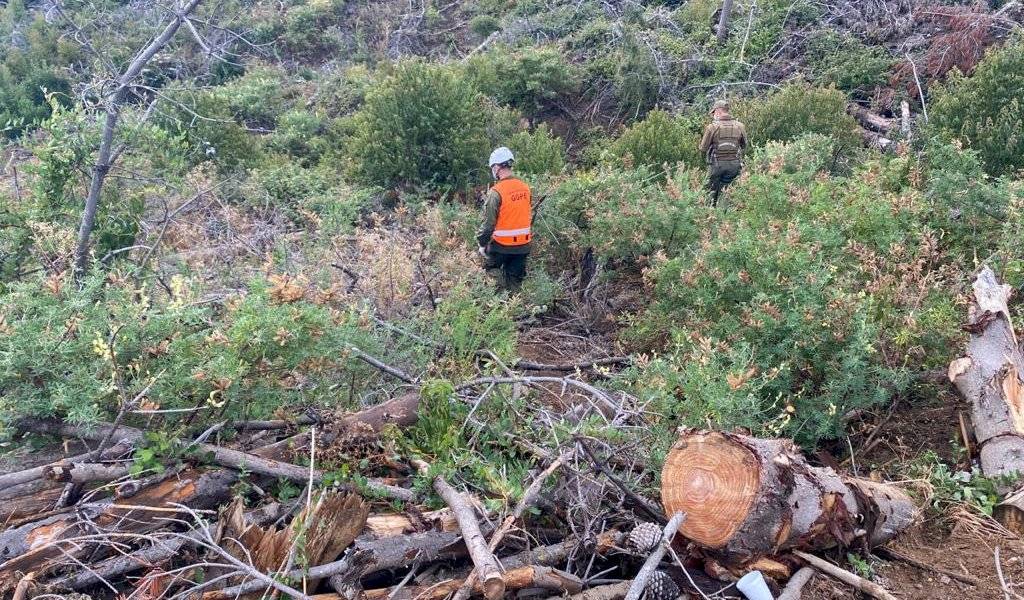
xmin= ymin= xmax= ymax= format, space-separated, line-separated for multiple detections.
xmin=710 ymin=99 xmax=729 ymax=113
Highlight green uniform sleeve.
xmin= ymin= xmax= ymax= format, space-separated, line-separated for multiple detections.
xmin=476 ymin=189 xmax=501 ymax=247
xmin=698 ymin=123 xmax=716 ymax=159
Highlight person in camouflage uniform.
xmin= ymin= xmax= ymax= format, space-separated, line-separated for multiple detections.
xmin=699 ymin=99 xmax=748 ymax=208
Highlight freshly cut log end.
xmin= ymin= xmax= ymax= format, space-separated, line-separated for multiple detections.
xmin=660 ymin=431 xmax=760 ymax=548
xmin=996 ymin=488 xmax=1024 ymax=535
xmin=660 ymin=430 xmax=918 ymax=564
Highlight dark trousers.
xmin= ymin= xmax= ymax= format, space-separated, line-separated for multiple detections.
xmin=484 ymin=251 xmax=528 ymax=291
xmin=707 ymin=160 xmax=742 ymax=207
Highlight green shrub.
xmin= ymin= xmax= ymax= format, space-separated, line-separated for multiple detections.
xmin=470 ymin=14 xmax=501 ymax=38
xmin=805 ymin=31 xmax=894 ymax=98
xmin=266 ymin=109 xmax=331 ymax=163
xmin=922 ymin=139 xmax=1015 ymax=256
xmin=928 ymin=38 xmax=1024 ymax=177
xmin=606 ymin=110 xmax=701 ymax=174
xmin=464 ymin=46 xmax=579 ymax=115
xmin=614 ymin=28 xmax=660 ymax=117
xmin=614 ymin=138 xmax=969 ymax=446
xmin=0 ymin=271 xmax=390 ymax=429
xmin=238 ymin=160 xmax=369 ymax=234
xmin=349 ymin=61 xmax=492 ymax=189
xmin=0 ymin=8 xmax=78 ymax=137
xmin=221 ymin=65 xmax=295 ymax=129
xmin=733 ymin=82 xmax=862 ymax=164
xmin=536 ymin=166 xmax=703 ymax=267
xmin=251 ymin=0 xmax=348 ymax=62
xmin=507 ymin=124 xmax=565 ymax=175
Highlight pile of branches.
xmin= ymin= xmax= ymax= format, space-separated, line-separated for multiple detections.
xmin=0 ymin=348 xmax=928 ymax=600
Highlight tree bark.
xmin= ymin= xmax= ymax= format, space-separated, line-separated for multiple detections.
xmin=660 ymin=430 xmax=917 ymax=564
xmin=18 ymin=417 xmax=413 ymax=501
xmin=431 ymin=474 xmax=505 ymax=600
xmin=43 ymin=462 xmax=129 ymax=484
xmin=948 ymin=266 xmax=1024 ymax=505
xmin=0 ymin=468 xmax=234 ymax=588
xmin=71 ymin=0 xmax=204 ymax=277
xmin=717 ymin=0 xmax=735 ymax=43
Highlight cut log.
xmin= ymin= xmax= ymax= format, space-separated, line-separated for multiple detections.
xmin=43 ymin=463 xmax=129 ymax=484
xmin=949 ymin=266 xmax=1024 ymax=507
xmin=995 ymin=487 xmax=1024 ymax=536
xmin=660 ymin=430 xmax=917 ymax=564
xmin=0 ymin=440 xmax=132 ymax=491
xmin=848 ymin=103 xmax=894 ymax=133
xmin=18 ymin=418 xmax=413 ymax=501
xmin=0 ymin=468 xmax=235 ymax=587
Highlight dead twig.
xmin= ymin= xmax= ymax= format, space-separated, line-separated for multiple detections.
xmin=777 ymin=566 xmax=816 ymax=600
xmin=413 ymin=460 xmax=505 ymax=600
xmin=793 ymin=551 xmax=898 ymax=600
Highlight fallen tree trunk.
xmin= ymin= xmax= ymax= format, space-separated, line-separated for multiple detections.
xmin=254 ymin=391 xmax=422 ymax=461
xmin=0 ymin=440 xmax=133 ymax=491
xmin=18 ymin=417 xmax=414 ymax=501
xmin=660 ymin=430 xmax=917 ymax=564
xmin=431 ymin=472 xmax=504 ymax=600
xmin=847 ymin=103 xmax=893 ymax=133
xmin=43 ymin=462 xmax=129 ymax=484
xmin=0 ymin=485 xmax=66 ymax=523
xmin=0 ymin=468 xmax=235 ymax=588
xmin=949 ymin=266 xmax=1024 ymax=533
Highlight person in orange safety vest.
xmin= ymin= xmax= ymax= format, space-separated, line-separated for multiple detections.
xmin=476 ymin=146 xmax=531 ymax=291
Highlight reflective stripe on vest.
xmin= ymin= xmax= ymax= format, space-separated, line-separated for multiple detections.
xmin=491 ymin=177 xmax=532 ymax=246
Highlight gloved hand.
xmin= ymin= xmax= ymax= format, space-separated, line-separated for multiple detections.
xmin=477 ymin=246 xmax=488 ymax=258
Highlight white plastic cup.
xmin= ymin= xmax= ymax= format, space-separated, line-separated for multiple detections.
xmin=736 ymin=570 xmax=774 ymax=600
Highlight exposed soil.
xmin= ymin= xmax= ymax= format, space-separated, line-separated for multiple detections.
xmin=804 ymin=518 xmax=1024 ymax=599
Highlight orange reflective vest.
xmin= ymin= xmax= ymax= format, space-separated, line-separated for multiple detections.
xmin=491 ymin=177 xmax=532 ymax=246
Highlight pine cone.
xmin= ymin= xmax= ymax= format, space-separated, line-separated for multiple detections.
xmin=628 ymin=522 xmax=663 ymax=553
xmin=643 ymin=571 xmax=680 ymax=600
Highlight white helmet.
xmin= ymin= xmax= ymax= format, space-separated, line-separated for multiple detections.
xmin=488 ymin=147 xmax=514 ymax=167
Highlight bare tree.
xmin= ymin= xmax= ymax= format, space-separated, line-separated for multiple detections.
xmin=717 ymin=0 xmax=735 ymax=43
xmin=70 ymin=0 xmax=204 ymax=279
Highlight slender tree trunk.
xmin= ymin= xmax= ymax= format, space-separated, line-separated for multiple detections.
xmin=71 ymin=0 xmax=204 ymax=279
xmin=717 ymin=0 xmax=735 ymax=43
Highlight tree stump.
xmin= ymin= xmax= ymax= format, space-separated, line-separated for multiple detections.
xmin=949 ymin=266 xmax=1024 ymax=533
xmin=660 ymin=430 xmax=917 ymax=564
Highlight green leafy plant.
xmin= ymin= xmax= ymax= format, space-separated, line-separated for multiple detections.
xmin=507 ymin=124 xmax=565 ymax=176
xmin=349 ymin=61 xmax=494 ymax=190
xmin=928 ymin=37 xmax=1024 ymax=177
xmin=606 ymin=109 xmax=702 ymax=175
xmin=733 ymin=82 xmax=862 ymax=166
